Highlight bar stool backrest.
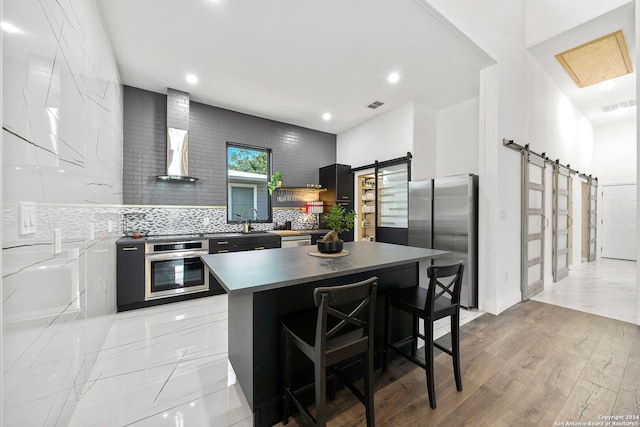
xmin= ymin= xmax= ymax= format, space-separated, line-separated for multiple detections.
xmin=313 ymin=277 xmax=378 ymax=357
xmin=425 ymin=262 xmax=464 ymax=313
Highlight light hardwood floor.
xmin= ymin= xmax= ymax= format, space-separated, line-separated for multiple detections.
xmin=276 ymin=300 xmax=640 ymax=426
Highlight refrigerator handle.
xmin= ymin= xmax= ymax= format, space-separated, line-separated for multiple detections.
xmin=543 ymin=215 xmax=549 ymax=229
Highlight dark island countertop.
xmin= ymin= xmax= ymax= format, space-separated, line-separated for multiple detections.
xmin=201 ymin=241 xmax=448 ymax=295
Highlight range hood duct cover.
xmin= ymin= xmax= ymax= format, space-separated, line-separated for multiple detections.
xmin=156 ymin=89 xmax=199 ymax=182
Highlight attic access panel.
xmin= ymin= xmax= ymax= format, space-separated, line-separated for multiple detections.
xmin=555 ymin=30 xmax=633 ymax=88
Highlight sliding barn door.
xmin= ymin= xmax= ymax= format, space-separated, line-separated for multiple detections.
xmin=521 ymin=153 xmax=546 ymax=300
xmin=586 ymin=178 xmax=598 ymax=262
xmin=552 ymin=163 xmax=571 ymax=282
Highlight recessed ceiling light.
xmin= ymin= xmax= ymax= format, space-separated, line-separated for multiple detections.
xmin=185 ymin=74 xmax=198 ymax=84
xmin=322 ymin=113 xmax=332 ymax=121
xmin=1 ymin=21 xmax=22 ymax=33
xmin=387 ymin=72 xmax=400 ymax=84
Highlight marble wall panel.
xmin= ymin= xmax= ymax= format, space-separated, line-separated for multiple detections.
xmin=2 ymin=0 xmax=122 ymax=425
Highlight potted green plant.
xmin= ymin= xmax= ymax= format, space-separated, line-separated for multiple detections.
xmin=268 ymin=171 xmax=282 ymax=195
xmin=318 ymin=204 xmax=356 ymax=254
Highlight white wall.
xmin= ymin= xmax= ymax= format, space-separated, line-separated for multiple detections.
xmin=525 ymin=0 xmax=633 ymax=46
xmin=2 ymin=0 xmax=122 ymax=424
xmin=594 ymin=120 xmax=637 ymax=185
xmin=636 ymin=0 xmax=640 ymax=326
xmin=412 ymin=102 xmax=438 ymax=180
xmin=0 ymin=0 xmax=4 ymax=422
xmin=427 ymin=0 xmax=603 ymax=314
xmin=427 ymin=0 xmax=528 ymax=314
xmin=436 ymin=97 xmax=480 ymax=177
xmin=527 ymin=54 xmax=596 ymax=171
xmin=337 ymin=102 xmax=415 ymax=168
xmin=337 ymin=96 xmax=479 ymax=182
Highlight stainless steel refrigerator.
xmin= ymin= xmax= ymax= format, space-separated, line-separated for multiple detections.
xmin=408 ymin=174 xmax=478 ymax=308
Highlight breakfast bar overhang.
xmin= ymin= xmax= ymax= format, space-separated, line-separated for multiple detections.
xmin=202 ymin=241 xmax=448 ymax=427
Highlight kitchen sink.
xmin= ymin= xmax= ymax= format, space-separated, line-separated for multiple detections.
xmin=240 ymin=230 xmax=268 ymax=234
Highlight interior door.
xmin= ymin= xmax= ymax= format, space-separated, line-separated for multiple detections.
xmin=568 ymin=177 xmax=573 ymax=265
xmin=376 ymin=162 xmax=409 ymax=245
xmin=602 ymin=184 xmax=637 ymax=260
xmin=587 ymin=178 xmax=598 ymax=262
xmin=521 ymin=153 xmax=546 ymax=300
xmin=552 ymin=163 xmax=571 ymax=282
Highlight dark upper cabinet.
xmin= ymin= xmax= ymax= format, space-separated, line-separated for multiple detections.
xmin=319 ymin=164 xmax=354 ymax=241
xmin=319 ymin=164 xmax=353 ymax=202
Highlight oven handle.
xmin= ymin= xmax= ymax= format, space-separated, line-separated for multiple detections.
xmin=145 ymin=250 xmax=209 ymax=261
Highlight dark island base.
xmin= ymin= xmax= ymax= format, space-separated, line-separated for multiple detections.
xmin=222 ymin=262 xmax=420 ymax=427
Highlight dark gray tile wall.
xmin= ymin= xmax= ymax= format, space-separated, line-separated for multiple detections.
xmin=123 ymin=86 xmax=337 ymax=206
xmin=167 ymin=88 xmax=190 ymax=130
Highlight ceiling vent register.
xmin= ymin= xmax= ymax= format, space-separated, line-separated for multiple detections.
xmin=601 ymin=99 xmax=636 ymax=112
xmin=367 ymin=101 xmax=385 ymax=109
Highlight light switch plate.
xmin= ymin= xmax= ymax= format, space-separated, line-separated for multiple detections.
xmin=89 ymin=223 xmax=95 ymax=241
xmin=18 ymin=202 xmax=37 ymax=235
xmin=54 ymin=229 xmax=62 ymax=254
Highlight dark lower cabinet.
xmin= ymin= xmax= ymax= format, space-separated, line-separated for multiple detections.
xmin=116 ymin=242 xmax=145 ymax=308
xmin=209 ymin=234 xmax=281 ymax=253
xmin=309 ymin=232 xmax=326 ymax=244
xmin=116 ymin=234 xmax=282 ymax=311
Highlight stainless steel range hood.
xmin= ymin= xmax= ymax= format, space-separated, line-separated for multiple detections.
xmin=157 ymin=89 xmax=199 ymax=182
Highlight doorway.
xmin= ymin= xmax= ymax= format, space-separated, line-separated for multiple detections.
xmin=601 ymin=184 xmax=637 ymax=260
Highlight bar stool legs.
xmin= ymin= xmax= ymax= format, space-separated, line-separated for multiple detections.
xmin=382 ymin=262 xmax=465 ymax=411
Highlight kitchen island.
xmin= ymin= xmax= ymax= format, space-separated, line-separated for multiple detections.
xmin=201 ymin=241 xmax=447 ymax=427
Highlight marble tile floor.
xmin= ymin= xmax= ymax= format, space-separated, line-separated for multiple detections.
xmin=68 ymin=296 xmax=253 ymax=427
xmin=69 ymin=293 xmax=483 ymax=426
xmin=532 ymin=257 xmax=637 ymax=324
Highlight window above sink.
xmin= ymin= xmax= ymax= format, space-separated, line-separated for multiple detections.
xmin=226 ymin=143 xmax=272 ymax=224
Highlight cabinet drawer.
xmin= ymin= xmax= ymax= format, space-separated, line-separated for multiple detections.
xmin=209 ymin=238 xmax=236 ymax=253
xmin=235 ymin=242 xmax=281 ymax=251
xmin=235 ymin=234 xmax=281 ymax=246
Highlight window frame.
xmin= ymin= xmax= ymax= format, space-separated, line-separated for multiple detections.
xmin=226 ymin=142 xmax=273 ymax=224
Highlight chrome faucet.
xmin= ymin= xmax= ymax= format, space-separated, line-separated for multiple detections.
xmin=249 ymin=208 xmax=259 ymax=220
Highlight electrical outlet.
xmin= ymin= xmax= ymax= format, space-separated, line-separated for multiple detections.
xmin=89 ymin=223 xmax=95 ymax=241
xmin=108 ymin=220 xmax=113 ymax=233
xmin=203 ymin=217 xmax=210 ymax=226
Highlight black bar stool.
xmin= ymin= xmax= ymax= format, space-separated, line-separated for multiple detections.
xmin=281 ymin=277 xmax=378 ymax=427
xmin=383 ymin=262 xmax=464 ymax=409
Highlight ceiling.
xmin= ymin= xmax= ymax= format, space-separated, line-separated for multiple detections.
xmin=97 ymin=1 xmax=635 ymax=135
xmin=96 ymin=0 xmax=495 ymax=134
xmin=528 ymin=2 xmax=636 ymax=128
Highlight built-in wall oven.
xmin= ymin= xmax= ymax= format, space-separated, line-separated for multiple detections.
xmin=145 ymin=239 xmax=210 ymax=301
